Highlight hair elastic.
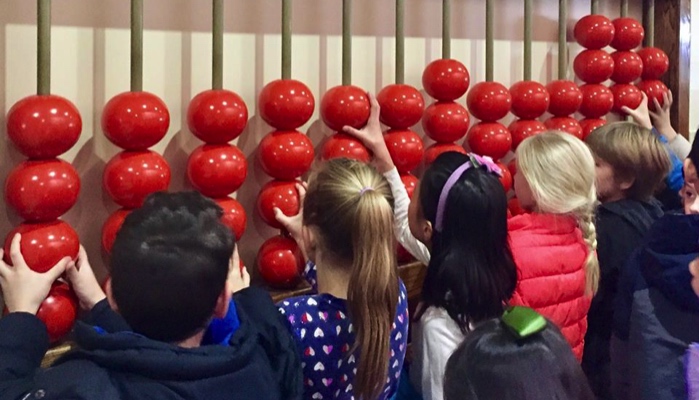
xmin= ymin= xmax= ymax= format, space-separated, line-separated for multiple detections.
xmin=434 ymin=154 xmax=503 ymax=232
xmin=359 ymin=187 xmax=374 ymax=195
xmin=501 ymin=306 xmax=547 ymax=339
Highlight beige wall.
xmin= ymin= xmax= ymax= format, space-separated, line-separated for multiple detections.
xmin=1 ymin=0 xmax=643 ymax=283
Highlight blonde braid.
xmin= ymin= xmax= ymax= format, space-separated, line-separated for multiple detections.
xmin=577 ymin=210 xmax=599 ymax=296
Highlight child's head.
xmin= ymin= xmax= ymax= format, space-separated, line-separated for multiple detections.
xmin=690 ymin=255 xmax=699 ymax=297
xmin=444 ymin=309 xmax=595 ymax=400
xmin=681 ymin=182 xmax=699 ymax=215
xmin=411 ymin=152 xmax=517 ymax=331
xmin=686 ymin=128 xmax=699 ymax=186
xmin=585 ymin=122 xmax=671 ymax=203
xmin=302 ymin=158 xmax=399 ymax=400
xmin=515 ymin=131 xmax=599 ymax=295
xmin=110 ymin=191 xmax=234 ymax=343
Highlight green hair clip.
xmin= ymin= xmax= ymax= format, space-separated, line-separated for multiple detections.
xmin=501 ymin=306 xmax=547 ymax=339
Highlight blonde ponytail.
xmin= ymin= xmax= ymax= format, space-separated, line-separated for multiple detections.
xmin=517 ymin=131 xmax=599 ymax=296
xmin=303 ymin=158 xmax=399 ymax=400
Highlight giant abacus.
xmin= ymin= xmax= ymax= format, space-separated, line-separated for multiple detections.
xmin=4 ymin=0 xmax=81 ymax=343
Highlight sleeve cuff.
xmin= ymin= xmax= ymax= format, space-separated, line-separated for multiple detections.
xmin=83 ymin=299 xmax=131 ymax=332
xmin=0 ymin=313 xmax=50 ymax=370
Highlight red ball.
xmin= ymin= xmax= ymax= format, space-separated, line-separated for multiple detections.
xmin=611 ymin=18 xmax=645 ymax=51
xmin=546 ymin=80 xmax=583 ymax=116
xmin=423 ymin=143 xmax=467 ymax=166
xmin=400 ymin=173 xmax=419 ymax=199
xmin=466 ymin=122 xmax=512 ymax=160
xmin=579 ymin=118 xmax=608 ymax=139
xmin=101 ymin=209 xmax=131 ymax=254
xmin=377 ymin=84 xmax=425 ymax=129
xmin=497 ymin=161 xmax=513 ymax=192
xmin=574 ymin=50 xmax=615 ymax=84
xmin=610 ymin=51 xmax=644 ymax=84
xmin=610 ymin=83 xmax=643 ymax=114
xmin=422 ymin=102 xmax=470 ymax=143
xmin=422 ymin=59 xmax=471 ymax=101
xmin=258 ymin=79 xmax=315 ymax=130
xmin=36 ymin=282 xmax=78 ymax=343
xmin=257 ymin=236 xmax=304 ymax=289
xmin=466 ymin=82 xmax=512 ymax=122
xmin=509 ymin=81 xmax=550 ymax=120
xmin=397 ymin=244 xmax=415 ymax=264
xmin=216 ymin=197 xmax=247 ymax=241
xmin=574 ymin=15 xmax=615 ymax=49
xmin=321 ymin=133 xmax=371 ymax=163
xmin=6 ymin=95 xmax=82 ymax=159
xmin=544 ymin=117 xmax=584 ymax=139
xmin=257 ymin=180 xmax=300 ymax=229
xmin=508 ymin=197 xmax=526 ymax=216
xmin=3 ymin=221 xmax=79 ymax=273
xmin=636 ymin=80 xmax=669 ymax=111
xmin=320 ymin=85 xmax=370 ymax=131
xmin=507 ymin=159 xmax=517 ymax=177
xmin=509 ymin=119 xmax=546 ymax=150
xmin=579 ymin=83 xmax=614 ymax=118
xmin=258 ymin=131 xmax=314 ymax=180
xmin=5 ymin=159 xmax=80 ymax=222
xmin=187 ymin=89 xmax=248 ymax=144
xmin=384 ymin=129 xmax=425 ymax=174
xmin=637 ymin=47 xmax=670 ymax=80
xmin=187 ymin=144 xmax=247 ymax=198
xmin=102 ymin=91 xmax=170 ymax=150
xmin=103 ymin=150 xmax=171 ymax=208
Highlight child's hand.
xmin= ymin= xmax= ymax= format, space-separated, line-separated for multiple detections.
xmin=275 ymin=182 xmax=309 ymax=259
xmin=621 ymin=92 xmax=653 ymax=130
xmin=65 ymin=246 xmax=106 ymax=311
xmin=342 ymin=93 xmax=395 ymax=173
xmin=0 ymin=234 xmax=71 ymax=315
xmin=649 ymin=91 xmax=678 ymax=142
xmin=228 ymin=245 xmax=250 ymax=293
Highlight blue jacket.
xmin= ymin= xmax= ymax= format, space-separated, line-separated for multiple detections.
xmin=612 ymin=214 xmax=699 ymax=400
xmin=655 ymin=129 xmax=685 ymax=193
xmin=0 ymin=287 xmax=303 ymax=400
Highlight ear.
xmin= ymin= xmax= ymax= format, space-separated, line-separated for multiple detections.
xmin=105 ymin=279 xmax=119 ymax=313
xmin=619 ymin=176 xmax=635 ymax=191
xmin=213 ymin=283 xmax=232 ymax=319
xmin=423 ymin=220 xmax=433 ymax=243
xmin=301 ymin=225 xmax=317 ymax=262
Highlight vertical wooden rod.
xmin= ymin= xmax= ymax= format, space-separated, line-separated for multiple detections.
xmin=131 ymin=0 xmax=144 ymax=92
xmin=212 ymin=0 xmax=224 ymax=89
xmin=558 ymin=0 xmax=567 ymax=80
xmin=442 ymin=0 xmax=451 ymax=59
xmin=643 ymin=0 xmax=655 ymax=47
xmin=621 ymin=0 xmax=629 ymax=17
xmin=395 ymin=0 xmax=405 ymax=83
xmin=591 ymin=0 xmax=599 ymax=14
xmin=342 ymin=0 xmax=352 ymax=85
xmin=37 ymin=0 xmax=51 ymax=95
xmin=524 ymin=0 xmax=532 ymax=81
xmin=282 ymin=0 xmax=292 ymax=79
xmin=485 ymin=0 xmax=494 ymax=81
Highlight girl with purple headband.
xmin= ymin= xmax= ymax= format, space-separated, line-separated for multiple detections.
xmin=345 ymin=95 xmax=517 ymax=400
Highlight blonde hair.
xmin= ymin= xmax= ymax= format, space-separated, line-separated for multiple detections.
xmin=517 ymin=131 xmax=599 ymax=295
xmin=586 ymin=122 xmax=671 ymax=200
xmin=303 ymin=158 xmax=399 ymax=400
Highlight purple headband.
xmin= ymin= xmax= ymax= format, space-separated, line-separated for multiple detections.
xmin=434 ymin=154 xmax=503 ymax=232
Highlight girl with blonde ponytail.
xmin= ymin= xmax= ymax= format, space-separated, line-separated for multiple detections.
xmin=510 ymin=131 xmax=598 ymax=361
xmin=275 ymin=158 xmax=409 ymax=400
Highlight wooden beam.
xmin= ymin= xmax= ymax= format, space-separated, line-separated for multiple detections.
xmin=651 ymin=0 xmax=691 ymax=138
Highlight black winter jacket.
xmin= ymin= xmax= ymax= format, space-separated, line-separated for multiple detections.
xmin=0 ymin=287 xmax=303 ymax=400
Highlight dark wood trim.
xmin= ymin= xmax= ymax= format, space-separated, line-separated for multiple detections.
xmin=652 ymin=0 xmax=691 ymax=138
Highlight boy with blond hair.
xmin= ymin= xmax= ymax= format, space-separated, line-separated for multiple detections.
xmin=582 ymin=121 xmax=672 ymax=399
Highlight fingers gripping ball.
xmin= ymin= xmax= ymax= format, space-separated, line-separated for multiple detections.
xmin=320 ymin=86 xmax=370 ymax=131
xmin=102 ymin=209 xmax=131 ymax=254
xmin=610 ymin=84 xmax=643 ymax=114
xmin=257 ymin=236 xmax=304 ymax=289
xmin=187 ymin=89 xmax=248 ymax=144
xmin=258 ymin=79 xmax=315 ymax=130
xmin=187 ymin=144 xmax=248 ymax=198
xmin=466 ymin=122 xmax=512 ymax=161
xmin=36 ymin=282 xmax=79 ymax=343
xmin=636 ymin=80 xmax=669 ymax=112
xmin=3 ymin=221 xmax=79 ymax=273
xmin=257 ymin=180 xmax=301 ymax=230
xmin=321 ymin=133 xmax=371 ymax=163
xmin=422 ymin=102 xmax=471 ymax=143
xmin=102 ymin=91 xmax=170 ymax=150
xmin=466 ymin=82 xmax=512 ymax=122
xmin=103 ymin=151 xmax=171 ymax=209
xmin=544 ymin=117 xmax=584 ymax=139
xmin=546 ymin=80 xmax=583 ymax=117
xmin=5 ymin=159 xmax=80 ymax=222
xmin=216 ymin=197 xmax=247 ymax=241
xmin=377 ymin=84 xmax=425 ymax=129
xmin=574 ymin=15 xmax=615 ymax=49
xmin=6 ymin=95 xmax=82 ymax=159
xmin=422 ymin=59 xmax=471 ymax=101
xmin=423 ymin=143 xmax=467 ymax=166
xmin=258 ymin=131 xmax=314 ymax=180
xmin=384 ymin=130 xmax=424 ymax=174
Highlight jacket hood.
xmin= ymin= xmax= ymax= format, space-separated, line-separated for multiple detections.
xmin=598 ymin=199 xmax=664 ymax=235
xmin=641 ymin=214 xmax=699 ymax=312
